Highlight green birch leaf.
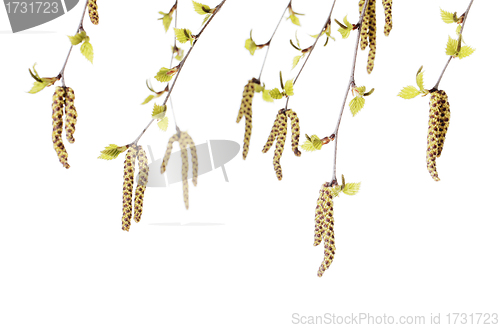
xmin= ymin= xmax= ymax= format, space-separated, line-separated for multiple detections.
xmin=284 ymin=79 xmax=294 ymax=96
xmin=289 ymin=13 xmax=300 ymax=26
xmin=440 ymin=9 xmax=455 ymax=24
xmin=245 ymin=37 xmax=257 ymax=55
xmin=161 ymin=13 xmax=172 ymax=32
xmin=416 ymin=71 xmax=425 ymax=92
xmin=68 ymin=31 xmax=87 ymax=45
xmin=28 ymin=81 xmax=49 ymax=94
xmin=398 ymin=86 xmax=421 ymax=99
xmin=456 ymin=25 xmax=462 ymax=36
xmin=98 ymin=144 xmax=127 ymax=160
xmin=349 ymin=96 xmax=365 ymax=116
xmin=269 ymin=88 xmax=283 ymax=100
xmin=342 ymin=182 xmax=361 ymax=195
xmin=458 ymin=45 xmax=475 ymax=59
xmin=142 ymin=95 xmax=156 ymax=105
xmin=300 ymin=135 xmax=322 ymax=152
xmin=446 ymin=36 xmax=459 ymax=56
xmin=192 ymin=1 xmax=212 ymax=15
xmin=155 ymin=67 xmax=177 ymax=82
xmin=175 ymin=48 xmax=185 ymax=61
xmin=201 ymin=13 xmax=211 ymax=26
xmin=152 ymin=104 xmax=167 ymax=119
xmin=174 ymin=28 xmax=193 ymax=44
xmin=157 ymin=117 xmax=169 ymax=131
xmin=262 ymin=89 xmax=274 ymax=102
xmin=80 ymin=41 xmax=94 ymax=63
xmin=292 ymin=55 xmax=302 ymax=69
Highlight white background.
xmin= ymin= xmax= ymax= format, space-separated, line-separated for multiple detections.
xmin=0 ymin=0 xmax=499 ymax=327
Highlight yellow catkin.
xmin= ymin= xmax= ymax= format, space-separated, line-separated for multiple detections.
xmin=179 ymin=133 xmax=190 ymax=209
xmin=359 ymin=0 xmax=370 ymax=51
xmin=367 ymin=0 xmax=377 ymax=74
xmin=160 ymin=133 xmax=180 ymax=174
xmin=273 ymin=112 xmax=287 ymax=180
xmin=52 ymin=87 xmax=70 ymax=169
xmin=317 ymin=185 xmax=336 ymax=277
xmin=133 ymin=146 xmax=149 ymax=224
xmin=382 ymin=0 xmax=393 ymax=36
xmin=436 ymin=90 xmax=450 ymax=158
xmin=262 ymin=112 xmax=281 ymax=153
xmin=237 ymin=78 xmax=259 ymax=160
xmin=122 ymin=145 xmax=138 ymax=231
xmin=64 ymin=87 xmax=77 ymax=144
xmin=88 ymin=0 xmax=99 ymax=25
xmin=286 ymin=109 xmax=301 ymax=157
xmin=427 ymin=91 xmax=442 ymax=181
xmin=314 ymin=183 xmax=329 ymax=247
xmin=183 ymin=133 xmax=198 ymax=187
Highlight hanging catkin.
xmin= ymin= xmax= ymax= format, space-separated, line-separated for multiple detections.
xmin=133 ymin=146 xmax=149 ymax=224
xmin=64 ymin=87 xmax=77 ymax=144
xmin=52 ymin=87 xmax=70 ymax=169
xmin=88 ymin=0 xmax=99 ymax=25
xmin=122 ymin=145 xmax=138 ymax=231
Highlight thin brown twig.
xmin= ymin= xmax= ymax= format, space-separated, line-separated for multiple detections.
xmin=58 ymin=0 xmax=90 ymax=86
xmin=257 ymin=0 xmax=291 ymax=81
xmin=131 ymin=0 xmax=226 ymax=146
xmin=330 ymin=0 xmax=369 ymax=186
xmin=432 ymin=0 xmax=475 ymax=91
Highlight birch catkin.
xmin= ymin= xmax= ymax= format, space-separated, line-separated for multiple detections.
xmin=427 ymin=91 xmax=442 ymax=181
xmin=52 ymin=87 xmax=70 ymax=169
xmin=237 ymin=78 xmax=259 ymax=159
xmin=286 ymin=109 xmax=301 ymax=157
xmin=359 ymin=0 xmax=369 ymax=50
xmin=382 ymin=0 xmax=393 ymax=36
xmin=122 ymin=145 xmax=138 ymax=231
xmin=273 ymin=112 xmax=287 ymax=180
xmin=180 ymin=133 xmax=190 ymax=209
xmin=262 ymin=112 xmax=281 ymax=153
xmin=317 ymin=185 xmax=336 ymax=278
xmin=314 ymin=183 xmax=329 ymax=247
xmin=64 ymin=87 xmax=77 ymax=144
xmin=184 ymin=133 xmax=198 ymax=187
xmin=436 ymin=90 xmax=450 ymax=158
xmin=133 ymin=146 xmax=149 ymax=224
xmin=367 ymin=0 xmax=377 ymax=74
xmin=88 ymin=0 xmax=99 ymax=25
xmin=160 ymin=133 xmax=180 ymax=174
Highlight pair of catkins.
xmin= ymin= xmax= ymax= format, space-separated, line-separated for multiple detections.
xmin=51 ymin=87 xmax=77 ymax=169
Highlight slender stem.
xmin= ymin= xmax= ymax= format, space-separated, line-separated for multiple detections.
xmin=432 ymin=0 xmax=474 ymax=90
xmin=58 ymin=0 xmax=89 ymax=86
xmin=330 ymin=0 xmax=369 ymax=186
xmin=131 ymin=0 xmax=226 ymax=146
xmin=169 ymin=1 xmax=179 ymax=129
xmin=293 ymin=1 xmax=337 ymax=85
xmin=257 ymin=1 xmax=290 ymax=81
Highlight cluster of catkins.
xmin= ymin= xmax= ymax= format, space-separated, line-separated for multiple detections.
xmin=314 ymin=182 xmax=336 ymax=278
xmin=121 ymin=145 xmax=149 ymax=231
xmin=236 ymin=78 xmax=260 ymax=159
xmin=51 ymin=86 xmax=77 ymax=169
xmin=161 ymin=131 xmax=198 ymax=209
xmin=262 ymin=109 xmax=301 ymax=180
xmin=426 ymin=90 xmax=450 ymax=181
xmin=88 ymin=0 xmax=99 ymax=25
xmin=359 ymin=0 xmax=392 ymax=73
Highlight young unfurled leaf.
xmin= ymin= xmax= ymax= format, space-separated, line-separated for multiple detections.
xmin=28 ymin=81 xmax=49 ymax=94
xmin=157 ymin=117 xmax=169 ymax=131
xmin=342 ymin=182 xmax=361 ymax=195
xmin=174 ymin=28 xmax=194 ymax=45
xmin=158 ymin=11 xmax=173 ymax=32
xmin=192 ymin=1 xmax=212 ymax=15
xmin=338 ymin=15 xmax=353 ymax=39
xmin=331 ymin=185 xmax=342 ymax=198
xmin=284 ymin=79 xmax=294 ymax=96
xmin=155 ymin=67 xmax=178 ymax=82
xmin=172 ymin=46 xmax=185 ymax=61
xmin=98 ymin=144 xmax=128 ymax=160
xmin=29 ymin=63 xmax=43 ymax=82
xmin=290 ymin=13 xmax=300 ymax=26
xmin=68 ymin=31 xmax=87 ymax=45
xmin=262 ymin=89 xmax=274 ymax=102
xmin=142 ymin=95 xmax=156 ymax=105
xmin=354 ymin=86 xmax=366 ymax=96
xmin=292 ymin=55 xmax=303 ymax=69
xmin=398 ymin=86 xmax=421 ymax=99
xmin=245 ymin=34 xmax=257 ymax=56
xmin=152 ymin=104 xmax=167 ymax=119
xmin=456 ymin=25 xmax=462 ymax=36
xmin=458 ymin=45 xmax=475 ymax=59
xmin=446 ymin=36 xmax=459 ymax=56
xmin=201 ymin=13 xmax=211 ymax=26
xmin=349 ymin=96 xmax=365 ymax=116
xmin=269 ymin=88 xmax=283 ymax=100
xmin=295 ymin=30 xmax=301 ymax=49
xmin=80 ymin=40 xmax=94 ymax=63
xmin=440 ymin=9 xmax=456 ymax=24
xmin=300 ymin=134 xmax=322 ymax=152
xmin=416 ymin=70 xmax=425 ymax=92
